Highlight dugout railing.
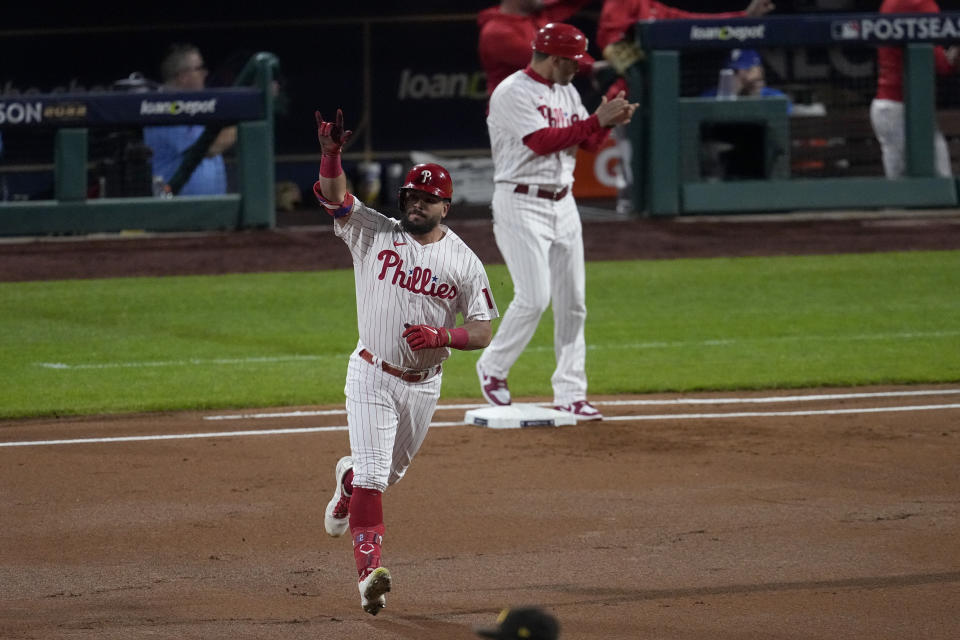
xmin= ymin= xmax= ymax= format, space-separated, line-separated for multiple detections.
xmin=628 ymin=13 xmax=960 ymax=217
xmin=0 ymin=52 xmax=278 ymax=236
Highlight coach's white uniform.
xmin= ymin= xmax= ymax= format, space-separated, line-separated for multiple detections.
xmin=478 ymin=68 xmax=591 ymax=406
xmin=336 ymin=199 xmax=498 ymax=492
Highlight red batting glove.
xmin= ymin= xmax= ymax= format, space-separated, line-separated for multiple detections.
xmin=315 ymin=108 xmax=353 ymax=157
xmin=402 ymin=324 xmax=470 ymax=350
xmin=402 ymin=324 xmax=448 ymax=351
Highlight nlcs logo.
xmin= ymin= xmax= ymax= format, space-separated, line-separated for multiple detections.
xmin=419 ymin=169 xmax=432 ymax=183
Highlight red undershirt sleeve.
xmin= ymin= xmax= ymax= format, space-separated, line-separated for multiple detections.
xmin=580 ymin=125 xmax=612 ymax=153
xmin=522 ymin=114 xmax=610 ymax=155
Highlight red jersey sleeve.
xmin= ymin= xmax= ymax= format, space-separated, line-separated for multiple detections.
xmin=597 ymin=0 xmax=746 ymax=49
xmin=540 ymin=0 xmax=595 ymax=23
xmin=647 ymin=1 xmax=744 ymax=21
xmin=479 ymin=21 xmax=538 ymax=97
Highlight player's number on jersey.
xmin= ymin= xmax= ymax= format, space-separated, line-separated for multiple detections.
xmin=482 ymin=287 xmax=494 ymax=309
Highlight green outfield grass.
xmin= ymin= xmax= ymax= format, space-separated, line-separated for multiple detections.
xmin=1 ymin=250 xmax=958 ymax=419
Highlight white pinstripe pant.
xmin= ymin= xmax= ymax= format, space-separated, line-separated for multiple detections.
xmin=870 ymin=98 xmax=952 ymax=179
xmin=344 ymin=348 xmax=442 ymax=492
xmin=477 ymin=183 xmax=588 ymax=405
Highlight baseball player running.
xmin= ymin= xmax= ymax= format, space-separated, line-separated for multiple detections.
xmin=313 ymin=109 xmax=498 ymax=615
xmin=476 ymin=22 xmax=637 ymax=420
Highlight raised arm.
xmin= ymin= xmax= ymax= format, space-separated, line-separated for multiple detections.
xmin=313 ymin=109 xmax=353 ymax=218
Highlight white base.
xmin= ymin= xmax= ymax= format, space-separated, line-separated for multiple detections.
xmin=464 ymin=403 xmax=578 ymax=429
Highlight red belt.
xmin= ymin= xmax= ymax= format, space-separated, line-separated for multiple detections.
xmin=359 ymin=349 xmax=441 ymax=383
xmin=513 ymin=184 xmax=569 ymax=201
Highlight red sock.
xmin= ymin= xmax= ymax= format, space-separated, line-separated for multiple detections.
xmin=350 ymin=487 xmax=384 ymax=580
xmin=343 ymin=469 xmax=354 ymax=496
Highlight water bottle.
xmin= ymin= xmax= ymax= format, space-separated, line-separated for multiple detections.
xmin=717 ymin=68 xmax=736 ymax=100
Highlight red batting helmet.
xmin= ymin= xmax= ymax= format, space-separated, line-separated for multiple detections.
xmin=399 ymin=162 xmax=453 ymax=201
xmin=532 ymin=22 xmax=587 ymax=59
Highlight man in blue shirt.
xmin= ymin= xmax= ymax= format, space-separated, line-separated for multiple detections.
xmin=703 ymin=48 xmax=793 ymax=114
xmin=143 ymin=44 xmax=236 ymax=195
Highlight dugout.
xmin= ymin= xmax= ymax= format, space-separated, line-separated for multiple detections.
xmin=0 ymin=52 xmax=278 ymax=236
xmin=628 ymin=13 xmax=960 ymax=217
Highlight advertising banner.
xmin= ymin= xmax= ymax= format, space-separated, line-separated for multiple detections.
xmin=369 ymin=20 xmax=489 ymax=152
xmin=0 ymin=89 xmax=263 ymax=128
xmin=639 ymin=12 xmax=960 ymax=51
xmin=573 ymin=139 xmax=625 ymax=199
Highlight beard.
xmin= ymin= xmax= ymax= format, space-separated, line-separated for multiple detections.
xmin=401 ymin=210 xmax=439 ymax=234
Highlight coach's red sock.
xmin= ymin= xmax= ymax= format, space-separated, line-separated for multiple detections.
xmin=350 ymin=487 xmax=385 ymax=580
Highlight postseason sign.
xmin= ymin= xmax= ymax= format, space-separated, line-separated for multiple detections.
xmin=831 ymin=13 xmax=960 ymax=43
xmin=638 ymin=12 xmax=960 ymax=51
xmin=0 ymin=88 xmax=263 ymax=128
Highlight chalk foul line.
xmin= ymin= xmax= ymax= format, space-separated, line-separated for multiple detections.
xmin=200 ymin=388 xmax=960 ymax=421
xmin=2 ymin=401 xmax=958 ymax=448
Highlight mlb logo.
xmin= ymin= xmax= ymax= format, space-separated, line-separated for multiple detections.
xmin=831 ymin=20 xmax=861 ymax=40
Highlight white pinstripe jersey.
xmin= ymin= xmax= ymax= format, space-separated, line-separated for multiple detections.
xmin=487 ymin=68 xmax=590 ymax=187
xmin=335 ymin=198 xmax=499 ymax=369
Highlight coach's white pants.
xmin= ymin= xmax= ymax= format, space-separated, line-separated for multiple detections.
xmin=869 ymin=98 xmax=952 ymax=179
xmin=478 ymin=183 xmax=588 ymax=406
xmin=345 ymin=346 xmax=442 ymax=492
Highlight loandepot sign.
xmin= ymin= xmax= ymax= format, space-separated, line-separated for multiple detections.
xmin=690 ymin=24 xmax=766 ymax=42
xmin=833 ymin=15 xmax=960 ymax=41
xmin=140 ymin=98 xmax=218 ymax=116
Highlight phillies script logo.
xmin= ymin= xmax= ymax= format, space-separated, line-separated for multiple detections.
xmin=537 ymin=105 xmax=579 ymax=128
xmin=377 ymin=250 xmax=458 ymax=299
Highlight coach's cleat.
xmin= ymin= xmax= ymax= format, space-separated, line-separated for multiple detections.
xmin=554 ymin=400 xmax=603 ymax=421
xmin=358 ymin=566 xmax=391 ymax=615
xmin=477 ymin=361 xmax=511 ymax=406
xmin=324 ymin=456 xmax=353 ymax=537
